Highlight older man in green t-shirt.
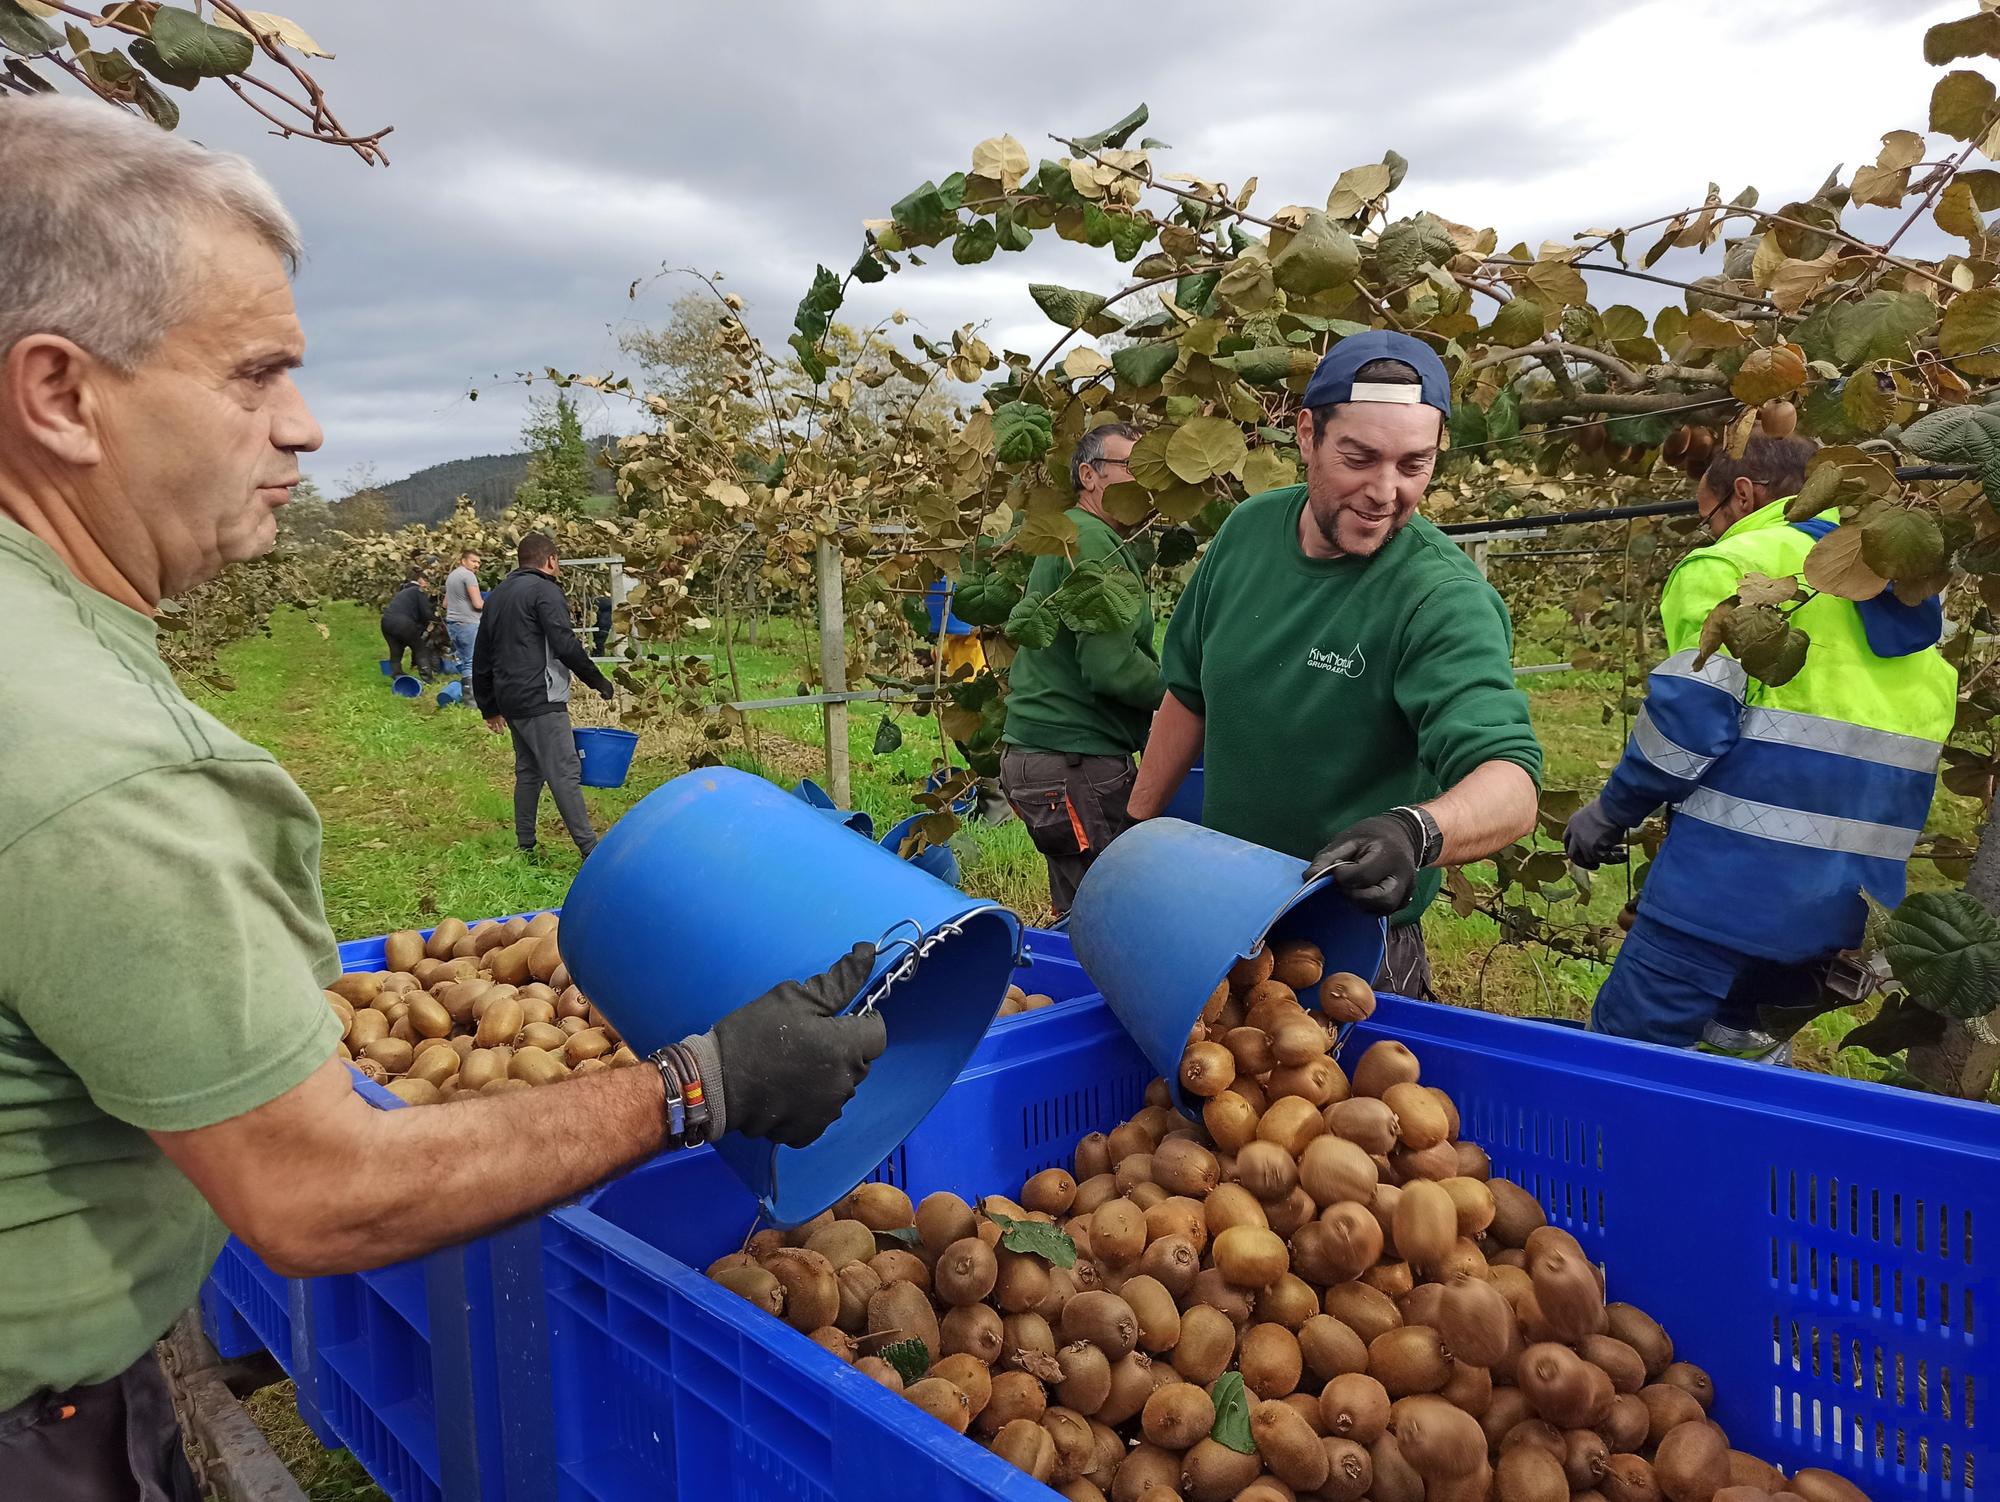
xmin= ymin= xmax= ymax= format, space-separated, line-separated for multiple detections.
xmin=0 ymin=98 xmax=883 ymax=1499
xmin=999 ymin=422 xmax=1165 ymax=914
xmin=1129 ymin=332 xmax=1543 ymax=995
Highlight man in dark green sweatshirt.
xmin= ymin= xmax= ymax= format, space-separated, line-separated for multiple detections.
xmin=1001 ymin=421 xmax=1165 ymax=914
xmin=1129 ymin=332 xmax=1543 ymax=995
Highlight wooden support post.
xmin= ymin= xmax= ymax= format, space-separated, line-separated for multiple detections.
xmin=814 ymin=539 xmax=851 ymax=807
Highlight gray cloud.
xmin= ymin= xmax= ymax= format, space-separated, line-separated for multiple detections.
xmin=169 ymin=0 xmax=1961 ymax=489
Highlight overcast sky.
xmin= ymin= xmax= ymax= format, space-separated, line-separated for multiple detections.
xmin=165 ymin=0 xmax=1963 ymax=491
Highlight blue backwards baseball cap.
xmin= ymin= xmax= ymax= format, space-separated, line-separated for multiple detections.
xmin=1301 ymin=329 xmax=1451 ymax=417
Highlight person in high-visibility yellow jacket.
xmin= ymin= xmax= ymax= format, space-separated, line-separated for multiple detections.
xmin=1565 ymin=435 xmax=1957 ymax=1052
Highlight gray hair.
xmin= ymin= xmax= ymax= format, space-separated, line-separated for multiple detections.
xmin=1071 ymin=421 xmax=1142 ymax=490
xmin=0 ymin=94 xmax=302 ymax=372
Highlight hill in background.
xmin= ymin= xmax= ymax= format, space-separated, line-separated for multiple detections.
xmin=379 ymin=440 xmax=619 ymax=525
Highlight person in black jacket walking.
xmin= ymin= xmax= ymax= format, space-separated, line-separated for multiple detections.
xmin=380 ymin=568 xmax=438 ymax=675
xmin=472 ymin=532 xmax=615 ymax=857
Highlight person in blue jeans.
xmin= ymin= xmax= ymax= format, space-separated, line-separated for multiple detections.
xmin=443 ymin=547 xmax=484 ymax=701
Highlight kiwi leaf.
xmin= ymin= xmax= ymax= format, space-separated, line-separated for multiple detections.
xmin=986 ymin=1211 xmax=1078 ymax=1269
xmin=880 ymin=1338 xmax=930 ymax=1386
xmin=874 ymin=1226 xmax=923 ymax=1248
xmin=1208 ymin=1371 xmax=1255 ymax=1454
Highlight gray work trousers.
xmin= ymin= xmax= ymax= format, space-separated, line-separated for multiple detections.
xmin=508 ymin=709 xmax=597 ymax=856
xmin=1375 ymin=920 xmax=1433 ymax=1000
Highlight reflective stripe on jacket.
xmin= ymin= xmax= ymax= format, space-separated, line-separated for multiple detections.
xmin=1599 ymin=499 xmax=1956 ymax=962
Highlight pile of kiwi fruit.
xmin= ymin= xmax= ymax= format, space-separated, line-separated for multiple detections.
xmin=324 ymin=912 xmax=643 ymax=1105
xmin=708 ymin=939 xmax=1869 ymax=1502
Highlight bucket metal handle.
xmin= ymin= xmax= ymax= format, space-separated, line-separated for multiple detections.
xmin=859 ymin=908 xmax=1022 ymax=1016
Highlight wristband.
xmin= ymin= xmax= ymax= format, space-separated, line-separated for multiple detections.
xmin=648 ymin=1046 xmax=708 ymax=1151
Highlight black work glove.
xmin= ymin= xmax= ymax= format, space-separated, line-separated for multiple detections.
xmin=686 ymin=943 xmax=886 ymax=1149
xmin=1305 ymin=812 xmax=1422 ymax=916
xmin=1562 ymin=799 xmax=1628 ymax=869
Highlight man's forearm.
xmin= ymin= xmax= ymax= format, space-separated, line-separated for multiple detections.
xmin=178 ymin=1056 xmax=669 ymax=1276
xmin=1128 ymin=692 xmax=1204 ymax=820
xmin=1421 ymin=759 xmax=1539 ymax=866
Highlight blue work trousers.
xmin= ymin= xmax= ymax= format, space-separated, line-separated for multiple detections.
xmin=1590 ymin=910 xmax=1823 ymax=1046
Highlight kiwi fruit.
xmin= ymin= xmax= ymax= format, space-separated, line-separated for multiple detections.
xmin=1073 ymin=1133 xmax=1114 ymax=1180
xmin=1518 ymin=1342 xmax=1601 ymax=1427
xmin=1186 ymin=1267 xmax=1252 ymax=1327
xmin=1368 ymin=1433 xmax=1426 ymax=1502
xmin=1238 ymin=1321 xmax=1303 ymax=1399
xmin=842 ymin=1182 xmax=913 ymax=1231
xmin=916 ymin=1190 xmax=977 ymax=1255
xmin=940 ymin=1303 xmax=1004 ymax=1364
xmin=1061 ymin=1290 xmax=1140 ymax=1359
xmin=474 ymin=998 xmax=523 ymax=1050
xmin=1138 ymin=1234 xmax=1199 ymax=1298
xmin=1605 ymin=1303 xmax=1674 ymax=1377
xmin=1711 ymin=1490 xmax=1774 ymax=1502
xmin=1201 ymin=1182 xmax=1267 ymax=1237
xmin=835 ymin=1262 xmax=881 ymax=1332
xmin=1201 ymin=1091 xmax=1260 ymax=1152
xmin=1660 ymin=1360 xmax=1716 ymax=1410
xmin=1271 ymin=1015 xmax=1331 ymax=1068
xmin=1140 ymin=1381 xmax=1214 ymax=1449
xmin=1565 ymin=1427 xmax=1611 ymax=1490
xmin=1211 ymin=1224 xmax=1288 ymax=1288
xmin=807 ymin=1326 xmax=856 ymax=1362
xmin=1726 ymin=1453 xmax=1787 ymax=1492
xmin=1224 ymin=1025 xmax=1278 ymax=1077
xmin=1381 ymin=1082 xmax=1448 ymax=1150
xmin=1391 ymin=1179 xmax=1457 ymax=1271
xmin=1361 ymin=1258 xmax=1414 ymax=1298
xmin=1258 ymin=1272 xmax=1320 ymax=1331
xmin=1480 ymin=1387 xmax=1534 ymax=1448
xmin=1230 ymin=947 xmax=1276 ymax=988
xmin=1501 ymin=1418 xmax=1566 ymax=1458
xmin=978 ymin=1368 xmax=1048 ymax=1437
xmin=1320 ymin=1435 xmax=1374 ymax=1502
xmin=990 ymin=1416 xmax=1057 ymax=1481
xmin=1322 ymin=1281 xmax=1401 ymax=1345
xmin=1439 ymin=1357 xmax=1491 ymax=1417
xmin=1600 ymin=1391 xmax=1651 ymax=1453
xmin=1580 ymin=1333 xmax=1648 ymax=1394
xmin=1325 ymin=1097 xmax=1400 ymax=1156
xmin=1251 ymin=1397 xmax=1329 ymax=1490
xmin=1486 ymin=1178 xmax=1548 ymax=1248
xmin=852 ymin=1355 xmax=902 ymax=1392
xmin=1351 ymin=1040 xmax=1421 ymax=1098
xmin=1151 ymin=1137 xmax=1220 ymax=1198
xmin=1316 ymin=1201 xmax=1386 ymax=1282
xmin=1655 ymin=1421 xmax=1731 ymax=1502
xmin=1111 ymin=1444 xmax=1180 ymax=1502
xmin=1641 ymin=1383 xmax=1706 ymax=1445
xmin=1055 ymin=1340 xmax=1112 ymax=1414
xmin=934 ymin=1236 xmax=999 ymax=1306
xmin=1096 ymin=1351 xmax=1156 ymax=1426
xmin=1269 ymin=940 xmax=1325 ymax=990
xmin=362 ymin=1037 xmax=415 ymax=1075
xmin=1171 ymin=1302 xmax=1235 ymax=1384
xmin=1497 ymin=1441 xmax=1573 ymax=1502
xmin=1179 ymin=1041 xmax=1236 ymax=1097
xmin=1022 ymin=1168 xmax=1079 ymax=1215
xmin=1530 ymin=1238 xmax=1605 ymax=1343
xmin=1002 ymin=1311 xmax=1056 ymax=1372
xmin=1601 ymin=1455 xmax=1665 ymax=1502
xmin=1265 ymin=1185 xmax=1318 ymax=1240
xmin=1181 ymin=1436 xmax=1262 ymax=1502
xmin=1785 ymin=1470 xmax=1870 ymax=1502
xmin=1391 ymin=1394 xmax=1486 ymax=1481
xmin=904 ymin=1376 xmax=971 ymax=1434
xmin=1255 ymin=1096 xmax=1325 ymax=1155
xmin=867 ymin=1278 xmax=941 ymax=1356
xmin=762 ymin=1249 xmax=840 ymax=1333
xmin=1091 ymin=1199 xmax=1147 ymax=1265
xmin=1297 ymin=1313 xmax=1368 ymax=1383
xmin=1298 ymin=1134 xmax=1378 ymax=1205
xmin=1041 ymin=1405 xmax=1096 ymax=1484
xmin=1368 ymin=1326 xmax=1450 ymax=1397
xmin=1071 ymin=1174 xmax=1119 ymax=1218
xmin=1233 ymin=1140 xmax=1298 ymax=1201
xmin=994 ymin=1250 xmax=1052 ymax=1313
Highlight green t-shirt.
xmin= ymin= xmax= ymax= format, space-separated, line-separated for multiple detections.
xmin=1161 ymin=487 xmax=1542 ymax=924
xmin=1002 ymin=508 xmax=1164 ymax=758
xmin=0 ymin=516 xmax=342 ymax=1407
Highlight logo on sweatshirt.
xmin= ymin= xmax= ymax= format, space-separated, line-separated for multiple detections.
xmin=1308 ymin=643 xmax=1365 ymax=679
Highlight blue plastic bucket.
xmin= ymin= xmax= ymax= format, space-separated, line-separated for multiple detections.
xmin=378 ymin=658 xmax=394 ymax=676
xmin=790 ymin=778 xmax=874 ymax=838
xmin=441 ymin=655 xmax=463 ymax=676
xmin=560 ymin=767 xmax=1022 ymax=1224
xmin=880 ymin=812 xmax=961 ymax=887
xmin=436 ymin=680 xmax=464 ymax=708
xmin=1162 ymin=763 xmax=1205 ymax=824
xmin=391 ymin=674 xmax=424 ymax=699
xmin=1069 ymin=818 xmax=1385 ymax=1114
xmin=924 ymin=765 xmax=980 ymax=817
xmin=573 ymin=727 xmax=638 ymax=788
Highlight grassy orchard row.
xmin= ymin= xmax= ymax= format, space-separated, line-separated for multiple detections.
xmin=323 ymin=909 xmax=1059 ymax=1103
xmin=708 ymin=939 xmax=1869 ymax=1502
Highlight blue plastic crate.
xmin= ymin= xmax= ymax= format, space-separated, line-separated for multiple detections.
xmin=506 ymin=994 xmax=1997 ymax=1502
xmin=198 ymin=1275 xmax=262 ymax=1361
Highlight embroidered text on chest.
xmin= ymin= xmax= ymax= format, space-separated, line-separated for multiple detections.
xmin=1307 ymin=644 xmax=1365 ymax=679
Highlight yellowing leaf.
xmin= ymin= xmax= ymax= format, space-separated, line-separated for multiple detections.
xmin=1932 ymin=70 xmax=1998 ymax=140
xmin=1749 ymin=231 xmax=1788 ymax=290
xmin=1242 ymin=446 xmax=1298 ymax=494
xmin=970 ymin=134 xmax=1030 ymax=193
xmin=210 ymin=8 xmax=332 ymax=57
xmin=1061 ymin=347 xmax=1111 ymax=382
xmin=1730 ymin=342 xmax=1806 ymax=405
xmin=1684 ymin=308 xmax=1752 ymax=350
xmin=1128 ymin=427 xmax=1178 ymax=490
xmin=1165 ymin=416 xmax=1248 ymax=484
xmin=1736 ymin=572 xmax=1802 ymax=609
xmin=1878 ymin=130 xmax=1925 ymax=171
xmin=1016 ymin=508 xmax=1079 ymax=556
xmin=1326 ymin=162 xmax=1393 ymax=219
xmin=1850 ymin=163 xmax=1911 ymax=209
xmin=1803 ymin=524 xmax=1889 ymax=601
xmin=1766 ymin=250 xmax=1841 ymax=316
xmin=1941 ymin=287 xmax=2000 ymax=376
xmin=1937 ymin=180 xmax=1984 ymax=241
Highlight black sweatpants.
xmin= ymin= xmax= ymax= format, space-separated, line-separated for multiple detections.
xmin=0 ymin=1349 xmax=199 ymax=1502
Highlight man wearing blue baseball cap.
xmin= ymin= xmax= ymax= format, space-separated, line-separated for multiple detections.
xmin=1128 ymin=331 xmax=1543 ymax=994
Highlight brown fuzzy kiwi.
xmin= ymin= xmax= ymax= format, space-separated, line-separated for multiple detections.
xmin=867 ymin=1278 xmax=940 ymax=1356
xmin=1118 ymin=1274 xmax=1181 ymax=1353
xmin=1438 ymin=1176 xmax=1496 ymax=1237
xmin=1381 ymin=1082 xmax=1448 ymax=1150
xmin=1151 ymin=1137 xmax=1221 ymax=1198
xmin=1233 ymin=1141 xmax=1297 ymax=1202
xmin=1243 ymin=980 xmax=1303 ymax=1031
xmin=1169 ymin=1303 xmax=1235 ymax=1385
xmin=906 ymin=1376 xmax=972 ymax=1434
xmin=1530 ymin=1239 xmax=1606 ymax=1344
xmin=1202 ymin=1182 xmax=1268 ymax=1238
xmin=1439 ymin=1358 xmax=1491 ymax=1417
xmin=1391 ymin=1394 xmax=1487 ymax=1481
xmin=1202 ymin=1091 xmax=1261 ymax=1153
xmin=1141 ymin=1381 xmax=1215 ymax=1449
xmin=1497 ymin=1441 xmax=1573 ymax=1502
xmin=1298 ymin=1134 xmax=1378 ymax=1206
xmin=1230 ymin=947 xmax=1276 ymax=988
xmin=1259 ymin=1272 xmax=1321 ymax=1331
xmin=1454 ymin=1141 xmax=1492 ymax=1180
xmin=1091 ymin=1199 xmax=1147 ymax=1265
xmin=1271 ymin=940 xmax=1325 ymax=990
xmin=1179 ymin=1041 xmax=1237 ymax=1097
xmin=835 ymin=1262 xmax=882 ymax=1332
xmin=1233 ymin=1482 xmax=1294 ymax=1502
xmin=1725 ymin=1453 xmax=1786 ymax=1492
xmin=1500 ymin=1419 xmax=1566 ymax=1458
xmin=1002 ymin=1312 xmax=1057 ymax=1372
xmin=1487 ymin=1178 xmax=1549 ymax=1248
xmin=1361 ymin=1259 xmax=1414 ymax=1299
xmin=1252 ymin=1398 xmax=1330 ymax=1490
xmin=990 ymin=1417 xmax=1057 ymax=1481
xmin=1399 ymin=1281 xmax=1445 ymax=1331
xmin=803 ymin=1218 xmax=876 ymax=1271
xmin=1319 ymin=970 xmax=1376 ymax=1024
xmin=1213 ymin=1224 xmax=1290 ymax=1287
xmin=1272 ymin=1014 xmax=1332 ymax=1067
xmin=1785 ymin=1470 xmax=1870 ymax=1502
xmin=712 ymin=1263 xmax=785 ymax=1316
xmin=1654 ymin=1421 xmax=1731 ymax=1502
xmin=808 ymin=1326 xmax=857 ymax=1363
xmin=1073 ymin=1133 xmax=1114 ymax=1181
xmin=1391 ymin=1140 xmax=1461 ymax=1182
xmin=1105 ymin=1123 xmax=1152 ymax=1167
xmin=1084 ymin=1416 xmax=1123 ymax=1481
xmin=1565 ymin=1428 xmax=1611 ymax=1491
xmin=1110 ymin=1444 xmax=1180 ymax=1502
xmin=1324 ymin=1096 xmax=1401 ymax=1156
xmin=1255 ymin=1096 xmax=1326 ymax=1156
xmin=1139 ymin=1234 xmax=1200 ymax=1299
xmin=1351 ymin=1040 xmax=1421 ymax=1098
xmin=1517 ymin=1342 xmax=1601 ymax=1427
xmin=1020 ymin=1168 xmax=1078 ymax=1215
xmin=940 ymin=1303 xmax=1004 ymax=1364
xmin=1390 ymin=1179 xmax=1457 ymax=1271
xmin=1295 ymin=1315 xmax=1367 ymax=1386
xmin=994 ymin=1249 xmax=1052 ymax=1314
xmin=1286 ymin=1221 xmax=1346 ymax=1288
xmin=1641 ymin=1383 xmax=1706 ymax=1446
xmin=1605 ymin=1303 xmax=1674 ymax=1378
xmin=1062 ymin=1290 xmax=1140 ymax=1360
xmin=1265 ymin=1185 xmax=1318 ymax=1240
xmin=1316 ymin=1201 xmax=1386 ymax=1282
xmin=1368 ymin=1433 xmax=1426 ymax=1502
xmin=1186 ymin=1267 xmax=1253 ymax=1328
xmin=1114 ymin=1156 xmax=1155 ymax=1196
xmin=1071 ymin=1173 xmax=1119 ymax=1218
xmin=1478 ymin=1387 xmax=1534 ymax=1448
xmin=1041 ymin=1406 xmax=1096 ymax=1485
xmin=1579 ymin=1333 xmax=1648 ymax=1394
xmin=1239 ymin=1321 xmax=1304 ymax=1399
xmin=1180 ymin=1437 xmax=1263 ymax=1502
xmin=933 ymin=1237 xmax=999 ymax=1306
xmin=761 ymin=1248 xmax=840 ymax=1333
xmin=1599 ymin=1392 xmax=1651 ymax=1453
xmin=1096 ymin=1351 xmax=1157 ymax=1426
xmin=1318 ymin=1369 xmax=1391 ymax=1441
xmin=1660 ymin=1361 xmax=1716 ymax=1411
xmin=1055 ymin=1341 xmax=1112 ymax=1416
xmin=1600 ymin=1455 xmax=1665 ymax=1502
xmin=978 ymin=1369 xmax=1048 ymax=1436
xmin=1439 ymin=1237 xmax=1488 ymax=1285
xmin=1225 ymin=1025 xmax=1279 ymax=1077
xmin=854 ymin=1356 xmax=903 ymax=1392
xmin=1712 ymin=1489 xmax=1775 ymax=1502
xmin=1368 ymin=1326 xmax=1450 ymax=1398
xmin=868 ymin=1249 xmax=930 ymax=1296
xmin=1322 ymin=1281 xmax=1402 ymax=1345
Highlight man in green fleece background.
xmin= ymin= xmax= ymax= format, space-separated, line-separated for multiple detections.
xmin=1000 ymin=421 xmax=1164 ymax=914
xmin=1128 ymin=332 xmax=1543 ymax=995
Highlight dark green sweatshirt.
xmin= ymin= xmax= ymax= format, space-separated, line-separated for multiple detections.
xmin=1003 ymin=508 xmax=1165 ymax=757
xmin=1161 ymin=486 xmax=1542 ymax=924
